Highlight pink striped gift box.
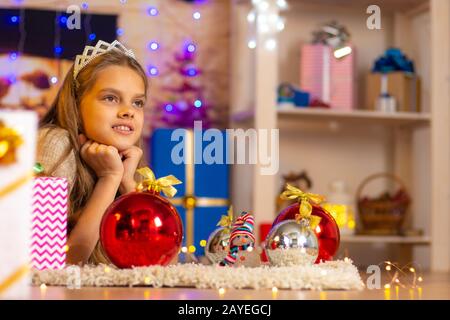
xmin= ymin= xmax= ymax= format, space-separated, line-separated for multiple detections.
xmin=31 ymin=177 xmax=68 ymax=270
xmin=300 ymin=44 xmax=356 ymax=110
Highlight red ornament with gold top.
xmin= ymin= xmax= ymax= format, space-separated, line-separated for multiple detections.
xmin=272 ymin=184 xmax=340 ymax=263
xmin=100 ymin=167 xmax=183 ymax=268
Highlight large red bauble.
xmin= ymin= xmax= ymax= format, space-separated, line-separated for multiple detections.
xmin=100 ymin=191 xmax=183 ymax=268
xmin=272 ymin=203 xmax=340 ymax=263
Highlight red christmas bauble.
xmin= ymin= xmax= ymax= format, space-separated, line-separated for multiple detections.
xmin=272 ymin=203 xmax=340 ymax=263
xmin=100 ymin=191 xmax=183 ymax=268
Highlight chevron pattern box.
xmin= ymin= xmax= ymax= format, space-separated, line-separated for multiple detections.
xmin=31 ymin=177 xmax=68 ymax=270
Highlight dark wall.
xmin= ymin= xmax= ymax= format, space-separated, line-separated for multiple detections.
xmin=0 ymin=8 xmax=117 ymax=60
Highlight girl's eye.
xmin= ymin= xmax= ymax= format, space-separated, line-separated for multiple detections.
xmin=103 ymin=95 xmax=119 ymax=103
xmin=133 ymin=100 xmax=145 ymax=108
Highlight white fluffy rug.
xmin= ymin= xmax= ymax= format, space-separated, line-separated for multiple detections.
xmin=32 ymin=260 xmax=364 ymax=291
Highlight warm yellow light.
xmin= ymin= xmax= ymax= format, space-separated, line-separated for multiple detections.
xmin=384 ymin=284 xmax=391 ymax=289
xmin=40 ymin=283 xmax=47 ymax=290
xmin=104 ymin=266 xmax=111 ymax=273
xmin=63 ymin=245 xmax=69 ymax=252
xmin=218 ymin=288 xmax=225 ymax=295
xmin=199 ymin=240 xmax=207 ymax=247
xmin=395 ymin=278 xmax=400 ymax=283
xmin=418 ymin=277 xmax=423 ymax=282
xmin=272 ymin=287 xmax=278 ymax=293
xmin=144 ymin=277 xmax=151 ymax=285
xmin=188 ymin=245 xmax=196 ymax=253
xmin=409 ymin=267 xmax=415 ymax=273
xmin=315 ymin=225 xmax=321 ymax=233
xmin=322 ymin=203 xmax=355 ymax=230
xmin=348 ymin=220 xmax=356 ymax=229
xmin=386 ymin=265 xmax=391 ymax=271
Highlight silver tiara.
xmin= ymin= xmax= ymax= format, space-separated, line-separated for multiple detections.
xmin=73 ymin=40 xmax=136 ymax=82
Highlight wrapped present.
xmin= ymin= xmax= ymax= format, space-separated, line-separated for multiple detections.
xmin=31 ymin=177 xmax=68 ymax=270
xmin=150 ymin=128 xmax=230 ymax=256
xmin=0 ymin=111 xmax=37 ymax=298
xmin=366 ymin=48 xmax=420 ymax=112
xmin=300 ymin=44 xmax=356 ymax=111
xmin=366 ymin=72 xmax=421 ymax=112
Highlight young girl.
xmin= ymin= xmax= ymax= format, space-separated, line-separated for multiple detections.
xmin=37 ymin=40 xmax=148 ymax=265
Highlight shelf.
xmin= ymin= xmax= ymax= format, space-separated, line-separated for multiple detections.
xmin=292 ymin=0 xmax=428 ymax=14
xmin=341 ymin=235 xmax=431 ymax=245
xmin=277 ymin=106 xmax=431 ymax=127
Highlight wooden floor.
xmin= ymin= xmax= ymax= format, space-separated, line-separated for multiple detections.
xmin=18 ymin=272 xmax=450 ymax=300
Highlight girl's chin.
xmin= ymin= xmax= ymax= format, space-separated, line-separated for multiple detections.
xmin=96 ymin=139 xmax=137 ymax=152
xmin=112 ymin=142 xmax=136 ymax=152
xmin=84 ymin=133 xmax=139 ymax=151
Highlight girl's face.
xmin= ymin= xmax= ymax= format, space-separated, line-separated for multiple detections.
xmin=79 ymin=65 xmax=146 ymax=152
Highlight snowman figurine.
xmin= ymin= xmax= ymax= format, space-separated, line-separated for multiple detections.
xmin=219 ymin=212 xmax=261 ymax=267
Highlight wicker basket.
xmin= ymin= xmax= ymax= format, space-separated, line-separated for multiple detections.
xmin=356 ymin=173 xmax=410 ymax=235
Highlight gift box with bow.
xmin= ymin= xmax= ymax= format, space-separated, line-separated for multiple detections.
xmin=150 ymin=128 xmax=230 ymax=256
xmin=0 ymin=111 xmax=37 ymax=298
xmin=300 ymin=44 xmax=356 ymax=110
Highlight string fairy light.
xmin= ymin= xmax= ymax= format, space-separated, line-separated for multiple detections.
xmin=380 ymin=261 xmax=424 ymax=290
xmin=247 ymin=0 xmax=289 ymax=51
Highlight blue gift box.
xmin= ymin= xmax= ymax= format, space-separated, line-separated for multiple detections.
xmin=150 ymin=128 xmax=230 ymax=256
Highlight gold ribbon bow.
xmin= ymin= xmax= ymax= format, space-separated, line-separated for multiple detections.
xmin=136 ymin=167 xmax=182 ymax=198
xmin=0 ymin=121 xmax=33 ymax=199
xmin=0 ymin=120 xmax=24 ymax=165
xmin=217 ymin=206 xmax=234 ymax=234
xmin=280 ymin=184 xmax=325 ymax=229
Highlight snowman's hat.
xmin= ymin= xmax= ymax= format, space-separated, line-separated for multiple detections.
xmin=230 ymin=211 xmax=255 ymax=243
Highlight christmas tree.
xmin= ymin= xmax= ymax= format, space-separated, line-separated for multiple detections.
xmin=153 ymin=42 xmax=212 ymax=129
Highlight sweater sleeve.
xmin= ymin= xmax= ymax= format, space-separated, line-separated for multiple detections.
xmin=36 ymin=127 xmax=77 ymax=191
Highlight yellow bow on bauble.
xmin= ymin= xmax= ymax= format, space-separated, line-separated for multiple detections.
xmin=136 ymin=167 xmax=182 ymax=198
xmin=280 ymin=184 xmax=325 ymax=229
xmin=217 ymin=206 xmax=234 ymax=234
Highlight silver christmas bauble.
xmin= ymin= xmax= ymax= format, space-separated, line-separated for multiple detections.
xmin=265 ymin=219 xmax=319 ymax=266
xmin=205 ymin=227 xmax=231 ymax=264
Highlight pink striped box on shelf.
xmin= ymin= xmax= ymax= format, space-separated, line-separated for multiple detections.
xmin=300 ymin=44 xmax=356 ymax=111
xmin=31 ymin=177 xmax=68 ymax=270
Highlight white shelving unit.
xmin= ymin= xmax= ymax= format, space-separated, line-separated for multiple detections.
xmin=277 ymin=106 xmax=431 ymax=127
xmin=230 ymin=0 xmax=450 ymax=271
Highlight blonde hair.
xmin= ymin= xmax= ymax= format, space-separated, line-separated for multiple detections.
xmin=40 ymin=49 xmax=148 ymax=249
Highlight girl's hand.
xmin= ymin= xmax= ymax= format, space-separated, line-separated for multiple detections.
xmin=79 ymin=134 xmax=124 ymax=181
xmin=119 ymin=146 xmax=143 ymax=194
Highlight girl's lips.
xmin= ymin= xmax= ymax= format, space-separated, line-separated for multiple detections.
xmin=112 ymin=125 xmax=134 ymax=135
